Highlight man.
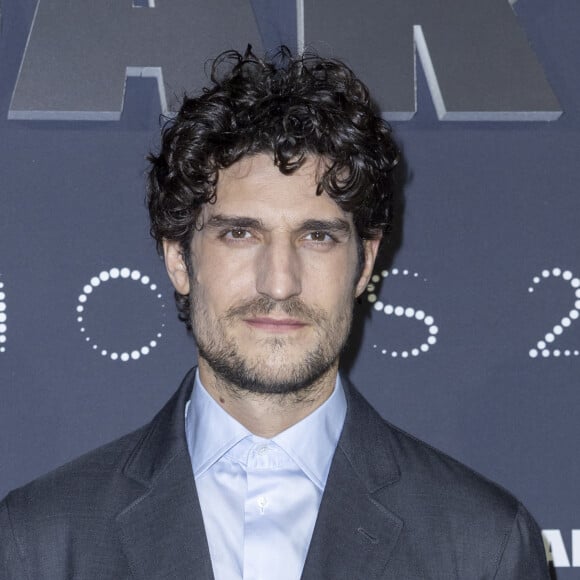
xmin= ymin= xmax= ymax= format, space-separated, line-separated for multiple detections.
xmin=1 ymin=48 xmax=548 ymax=579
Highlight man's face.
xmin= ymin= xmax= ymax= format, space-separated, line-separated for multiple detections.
xmin=164 ymin=154 xmax=379 ymax=395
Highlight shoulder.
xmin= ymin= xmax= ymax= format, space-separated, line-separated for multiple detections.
xmin=2 ymin=368 xmax=196 ymax=521
xmin=383 ymin=422 xmax=547 ymax=575
xmin=0 ymin=372 xmax=196 ymax=579
xmin=388 ymin=418 xmax=523 ymax=520
xmin=341 ymin=386 xmax=548 ymax=576
xmin=0 ymin=426 xmax=150 ymax=579
xmin=395 ymin=419 xmax=515 ymax=499
xmin=345 ymin=384 xmax=525 ymax=523
xmin=2 ymin=425 xmax=148 ymax=522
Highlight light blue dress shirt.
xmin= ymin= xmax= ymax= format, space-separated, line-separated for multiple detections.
xmin=185 ymin=372 xmax=347 ymax=580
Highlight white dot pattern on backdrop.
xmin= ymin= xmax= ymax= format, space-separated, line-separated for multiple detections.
xmin=528 ymin=267 xmax=580 ymax=359
xmin=367 ymin=268 xmax=437 ymax=358
xmin=76 ymin=268 xmax=165 ymax=362
xmin=0 ymin=281 xmax=6 ymax=353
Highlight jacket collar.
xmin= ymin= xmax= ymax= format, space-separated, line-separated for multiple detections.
xmin=337 ymin=378 xmax=402 ymax=491
xmin=120 ymin=367 xmax=196 ymax=487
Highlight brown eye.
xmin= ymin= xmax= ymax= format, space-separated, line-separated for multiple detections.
xmin=228 ymin=228 xmax=250 ymax=239
xmin=307 ymin=231 xmax=331 ymax=242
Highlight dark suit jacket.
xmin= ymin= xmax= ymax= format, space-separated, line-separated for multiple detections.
xmin=1 ymin=368 xmax=549 ymax=579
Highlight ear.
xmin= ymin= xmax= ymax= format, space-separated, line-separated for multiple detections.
xmin=162 ymin=240 xmax=191 ymax=295
xmin=354 ymin=238 xmax=381 ymax=298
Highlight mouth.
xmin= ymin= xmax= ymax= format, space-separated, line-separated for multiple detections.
xmin=244 ymin=316 xmax=308 ymax=333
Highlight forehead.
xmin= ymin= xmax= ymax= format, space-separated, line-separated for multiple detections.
xmin=203 ymin=154 xmax=351 ymax=224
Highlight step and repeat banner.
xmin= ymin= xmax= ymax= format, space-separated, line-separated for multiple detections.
xmin=1 ymin=0 xmax=578 ymax=575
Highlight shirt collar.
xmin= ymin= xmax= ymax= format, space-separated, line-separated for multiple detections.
xmin=185 ymin=370 xmax=347 ymax=491
xmin=185 ymin=372 xmax=251 ymax=477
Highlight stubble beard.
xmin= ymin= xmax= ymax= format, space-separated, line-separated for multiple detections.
xmin=191 ymin=291 xmax=353 ymax=397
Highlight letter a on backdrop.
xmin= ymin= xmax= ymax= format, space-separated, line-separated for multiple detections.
xmin=9 ymin=0 xmax=263 ymax=120
xmin=300 ymin=0 xmax=561 ymax=120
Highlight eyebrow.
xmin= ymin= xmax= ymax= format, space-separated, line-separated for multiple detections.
xmin=298 ymin=219 xmax=352 ymax=236
xmin=205 ymin=215 xmax=264 ymax=230
xmin=205 ymin=215 xmax=352 ymax=236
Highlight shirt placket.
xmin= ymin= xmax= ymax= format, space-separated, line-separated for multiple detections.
xmin=242 ymin=441 xmax=281 ymax=580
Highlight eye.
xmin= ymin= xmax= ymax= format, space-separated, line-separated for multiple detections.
xmin=305 ymin=231 xmax=334 ymax=243
xmin=224 ymin=228 xmax=252 ymax=240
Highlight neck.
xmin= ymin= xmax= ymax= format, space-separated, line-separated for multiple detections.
xmin=197 ymin=359 xmax=339 ymax=438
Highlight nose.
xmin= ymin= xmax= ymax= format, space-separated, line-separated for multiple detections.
xmin=255 ymin=238 xmax=302 ymax=301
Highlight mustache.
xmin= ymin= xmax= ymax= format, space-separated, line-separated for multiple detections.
xmin=225 ymin=296 xmax=323 ymax=324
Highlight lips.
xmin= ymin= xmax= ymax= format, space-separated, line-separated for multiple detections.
xmin=244 ymin=317 xmax=308 ymax=333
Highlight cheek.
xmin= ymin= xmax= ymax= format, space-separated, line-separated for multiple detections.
xmin=323 ymin=242 xmax=359 ymax=277
xmin=193 ymin=250 xmax=257 ymax=311
xmin=303 ymin=256 xmax=358 ymax=306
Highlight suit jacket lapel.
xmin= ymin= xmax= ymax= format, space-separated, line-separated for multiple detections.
xmin=301 ymin=382 xmax=403 ymax=580
xmin=116 ymin=369 xmax=215 ymax=580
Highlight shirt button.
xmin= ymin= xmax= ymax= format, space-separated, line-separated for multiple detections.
xmin=257 ymin=445 xmax=269 ymax=456
xmin=257 ymin=496 xmax=268 ymax=513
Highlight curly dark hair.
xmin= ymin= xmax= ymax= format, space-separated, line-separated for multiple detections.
xmin=147 ymin=46 xmax=400 ymax=327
